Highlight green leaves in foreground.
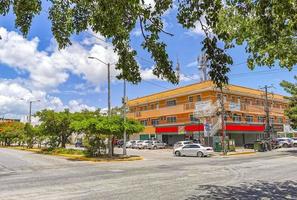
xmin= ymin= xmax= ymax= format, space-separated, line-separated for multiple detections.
xmin=280 ymin=76 xmax=297 ymax=129
xmin=1 ymin=0 xmax=296 ymax=88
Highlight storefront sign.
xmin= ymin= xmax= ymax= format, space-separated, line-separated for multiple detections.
xmin=229 ymin=102 xmax=241 ymax=111
xmin=178 ymin=126 xmax=185 ymax=134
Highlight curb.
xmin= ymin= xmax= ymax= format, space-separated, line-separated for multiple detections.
xmin=3 ymin=147 xmax=143 ymax=163
xmin=223 ymin=151 xmax=256 ymax=156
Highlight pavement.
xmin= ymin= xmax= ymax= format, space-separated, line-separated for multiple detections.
xmin=0 ymin=147 xmax=297 ymax=200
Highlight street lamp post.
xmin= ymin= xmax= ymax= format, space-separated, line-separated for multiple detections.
xmin=88 ymin=56 xmax=112 ymax=156
xmin=28 ymin=100 xmax=40 ymax=124
xmin=122 ymin=79 xmax=127 ymax=156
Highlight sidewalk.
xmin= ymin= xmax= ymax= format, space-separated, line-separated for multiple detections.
xmin=213 ymin=147 xmax=256 ymax=157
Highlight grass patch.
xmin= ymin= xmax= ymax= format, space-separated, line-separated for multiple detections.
xmin=2 ymin=146 xmax=142 ymax=162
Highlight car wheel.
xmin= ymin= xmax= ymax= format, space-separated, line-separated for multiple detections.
xmin=153 ymin=146 xmax=157 ymax=150
xmin=283 ymin=143 xmax=289 ymax=148
xmin=175 ymin=151 xmax=181 ymax=157
xmin=197 ymin=151 xmax=204 ymax=157
xmin=294 ymin=143 xmax=297 ymax=147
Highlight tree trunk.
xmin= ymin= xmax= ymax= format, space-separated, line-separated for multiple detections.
xmin=108 ymin=136 xmax=112 ymax=157
xmin=61 ymin=134 xmax=67 ymax=148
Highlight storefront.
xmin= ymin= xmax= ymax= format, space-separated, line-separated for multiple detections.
xmin=225 ymin=123 xmax=265 ymax=146
xmin=155 ymin=124 xmax=204 ymax=145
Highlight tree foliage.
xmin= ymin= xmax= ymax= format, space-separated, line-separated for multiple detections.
xmin=280 ymin=76 xmax=297 ymax=128
xmin=0 ymin=121 xmax=25 ymax=146
xmin=1 ymin=0 xmax=296 ymax=88
xmin=36 ymin=109 xmax=74 ymax=148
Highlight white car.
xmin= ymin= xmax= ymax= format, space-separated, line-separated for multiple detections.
xmin=126 ymin=140 xmax=136 ymax=148
xmin=174 ymin=141 xmax=193 ymax=148
xmin=137 ymin=140 xmax=151 ymax=149
xmin=292 ymin=138 xmax=297 ymax=147
xmin=276 ymin=137 xmax=294 ymax=148
xmin=132 ymin=140 xmax=143 ymax=149
xmin=148 ymin=140 xmax=166 ymax=149
xmin=174 ymin=144 xmax=214 ymax=157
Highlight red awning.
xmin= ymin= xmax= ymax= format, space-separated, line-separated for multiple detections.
xmin=185 ymin=124 xmax=204 ymax=132
xmin=155 ymin=124 xmax=204 ymax=134
xmin=225 ymin=124 xmax=265 ymax=132
xmin=155 ymin=126 xmax=178 ymax=133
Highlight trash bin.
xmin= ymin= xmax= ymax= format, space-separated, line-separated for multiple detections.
xmin=254 ymin=140 xmax=265 ymax=152
xmin=214 ymin=142 xmax=222 ymax=152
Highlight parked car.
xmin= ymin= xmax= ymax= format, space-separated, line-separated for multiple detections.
xmin=174 ymin=141 xmax=193 ymax=148
xmin=292 ymin=138 xmax=297 ymax=147
xmin=148 ymin=140 xmax=166 ymax=149
xmin=174 ymin=144 xmax=214 ymax=157
xmin=243 ymin=143 xmax=254 ymax=149
xmin=75 ymin=141 xmax=84 ymax=148
xmin=276 ymin=137 xmax=294 ymax=148
xmin=132 ymin=140 xmax=142 ymax=149
xmin=137 ymin=140 xmax=151 ymax=149
xmin=117 ymin=140 xmax=124 ymax=148
xmin=126 ymin=140 xmax=136 ymax=148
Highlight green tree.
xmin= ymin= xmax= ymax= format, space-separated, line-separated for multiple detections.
xmin=97 ymin=115 xmax=144 ymax=156
xmin=0 ymin=121 xmax=25 ymax=146
xmin=23 ymin=123 xmax=41 ymax=148
xmin=1 ymin=1 xmax=295 ymax=88
xmin=36 ymin=109 xmax=74 ymax=148
xmin=280 ymin=76 xmax=297 ymax=128
xmin=71 ymin=112 xmax=107 ymax=156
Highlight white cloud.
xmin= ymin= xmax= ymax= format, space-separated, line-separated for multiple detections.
xmin=0 ymin=79 xmax=96 ymax=121
xmin=67 ymin=100 xmax=96 ymax=112
xmin=186 ymin=60 xmax=198 ymax=68
xmin=0 ymin=27 xmax=119 ymax=90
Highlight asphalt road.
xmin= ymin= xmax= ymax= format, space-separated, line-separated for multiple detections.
xmin=0 ymin=147 xmax=297 ymax=200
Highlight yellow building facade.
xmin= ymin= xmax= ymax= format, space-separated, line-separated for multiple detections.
xmin=127 ymin=81 xmax=288 ymax=146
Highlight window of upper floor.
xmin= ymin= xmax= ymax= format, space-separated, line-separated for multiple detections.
xmin=233 ymin=114 xmax=241 ymax=122
xmin=270 ymin=117 xmax=275 ymax=124
xmin=197 ymin=95 xmax=202 ymax=101
xmin=188 ymin=96 xmax=194 ymax=102
xmin=166 ymin=99 xmax=176 ymax=107
xmin=140 ymin=120 xmax=148 ymax=126
xmin=189 ymin=114 xmax=200 ymax=123
xmin=246 ymin=116 xmax=253 ymax=123
xmin=277 ymin=117 xmax=283 ymax=124
xmin=152 ymin=119 xmax=159 ymax=126
xmin=258 ymin=116 xmax=265 ymax=123
xmin=167 ymin=116 xmax=177 ymax=123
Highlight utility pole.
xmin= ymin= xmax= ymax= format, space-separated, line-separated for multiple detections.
xmin=219 ymin=88 xmax=227 ymax=155
xmin=261 ymin=85 xmax=273 ymax=139
xmin=122 ymin=79 xmax=127 ymax=155
xmin=197 ymin=53 xmax=208 ymax=82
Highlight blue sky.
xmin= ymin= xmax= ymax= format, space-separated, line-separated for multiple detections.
xmin=0 ymin=1 xmax=296 ymax=119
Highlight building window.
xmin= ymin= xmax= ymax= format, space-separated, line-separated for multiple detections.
xmin=246 ymin=116 xmax=253 ymax=123
xmin=140 ymin=120 xmax=148 ymax=126
xmin=270 ymin=117 xmax=274 ymax=124
xmin=233 ymin=114 xmax=241 ymax=122
xmin=166 ymin=99 xmax=176 ymax=107
xmin=167 ymin=116 xmax=177 ymax=123
xmin=152 ymin=119 xmax=159 ymax=126
xmin=190 ymin=114 xmax=200 ymax=123
xmin=278 ymin=117 xmax=283 ymax=124
xmin=258 ymin=116 xmax=265 ymax=123
xmin=160 ymin=116 xmax=166 ymax=121
xmin=197 ymin=95 xmax=202 ymax=101
xmin=188 ymin=96 xmax=194 ymax=102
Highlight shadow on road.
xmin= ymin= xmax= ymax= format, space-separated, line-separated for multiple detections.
xmin=186 ymin=181 xmax=297 ymax=200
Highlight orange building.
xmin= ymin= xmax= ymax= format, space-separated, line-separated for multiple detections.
xmin=127 ymin=81 xmax=288 ymax=146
